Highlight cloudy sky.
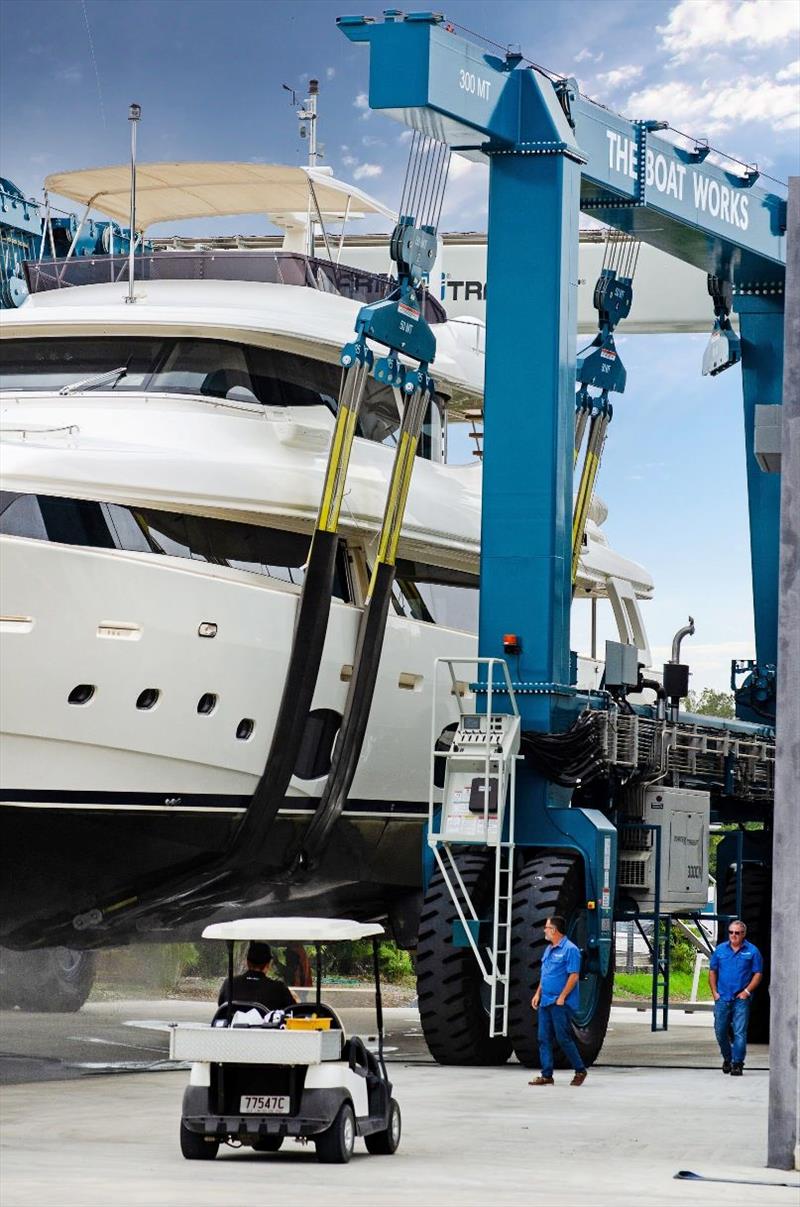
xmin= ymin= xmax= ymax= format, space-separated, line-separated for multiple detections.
xmin=1 ymin=0 xmax=798 ymax=691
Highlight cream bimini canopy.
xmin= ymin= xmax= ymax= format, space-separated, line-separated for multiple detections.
xmin=44 ymin=162 xmax=395 ymax=232
xmin=202 ymin=917 xmax=385 ymax=943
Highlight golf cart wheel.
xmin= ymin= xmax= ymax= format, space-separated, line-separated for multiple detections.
xmin=180 ymin=1121 xmax=218 ymax=1160
xmin=365 ymin=1098 xmax=401 ymax=1155
xmin=720 ymin=862 xmax=771 ymax=1043
xmin=508 ymin=852 xmax=613 ymax=1069
xmin=252 ymin=1135 xmax=284 ymax=1152
xmin=315 ymin=1101 xmax=356 ymax=1164
xmin=416 ymin=848 xmax=513 ymax=1066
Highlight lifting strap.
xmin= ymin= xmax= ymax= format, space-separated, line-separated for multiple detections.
xmin=225 ymin=346 xmax=373 ymax=869
xmin=571 ymin=391 xmax=612 ymax=584
xmin=571 ymin=231 xmax=639 ymax=586
xmin=295 ymin=373 xmax=434 ymax=869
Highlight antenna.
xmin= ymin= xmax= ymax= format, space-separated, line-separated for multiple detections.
xmin=282 ymin=83 xmax=298 ymax=107
xmin=297 ymin=79 xmax=320 ymax=168
xmin=125 ymin=102 xmax=141 ymax=305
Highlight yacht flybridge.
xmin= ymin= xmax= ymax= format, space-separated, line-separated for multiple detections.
xmin=0 ymin=161 xmax=655 ymax=1004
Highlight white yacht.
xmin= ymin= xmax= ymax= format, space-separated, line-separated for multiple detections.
xmin=0 ymin=163 xmax=654 ymax=1003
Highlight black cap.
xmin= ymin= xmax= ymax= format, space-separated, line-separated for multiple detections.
xmin=247 ymin=941 xmax=272 ymax=966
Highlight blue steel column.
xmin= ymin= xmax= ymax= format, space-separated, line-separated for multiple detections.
xmin=479 ymin=147 xmax=581 ymax=802
xmin=733 ymin=295 xmax=784 ymax=671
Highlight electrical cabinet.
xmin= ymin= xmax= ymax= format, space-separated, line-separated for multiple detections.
xmin=618 ymin=787 xmax=709 ymax=911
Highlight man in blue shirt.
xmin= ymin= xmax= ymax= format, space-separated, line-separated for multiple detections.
xmin=529 ymin=915 xmax=587 ymax=1087
xmin=709 ymin=919 xmax=763 ymax=1075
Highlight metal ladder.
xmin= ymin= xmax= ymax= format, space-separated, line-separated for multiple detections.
xmin=489 ymin=828 xmax=515 ymax=1035
xmin=428 ymin=658 xmax=520 ymax=1038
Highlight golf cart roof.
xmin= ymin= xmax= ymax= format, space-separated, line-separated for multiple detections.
xmin=201 ymin=917 xmax=385 ymax=942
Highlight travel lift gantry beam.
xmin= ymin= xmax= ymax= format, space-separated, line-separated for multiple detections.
xmin=339 ymin=11 xmax=785 ymax=1068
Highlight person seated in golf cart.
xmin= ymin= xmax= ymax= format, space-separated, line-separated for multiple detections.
xmin=217 ymin=940 xmax=296 ymax=1012
xmin=172 ymin=917 xmax=401 ymax=1164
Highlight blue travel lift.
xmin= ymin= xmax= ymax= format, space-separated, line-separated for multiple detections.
xmin=0 ymin=177 xmax=138 ymax=308
xmin=338 ymin=10 xmax=785 ymax=1065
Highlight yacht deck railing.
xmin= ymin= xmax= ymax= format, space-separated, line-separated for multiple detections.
xmin=23 ymin=250 xmax=447 ymax=323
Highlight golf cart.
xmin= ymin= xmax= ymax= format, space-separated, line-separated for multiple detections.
xmin=170 ymin=917 xmax=401 ymax=1164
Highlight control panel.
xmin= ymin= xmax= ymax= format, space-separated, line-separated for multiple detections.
xmin=436 ymin=712 xmax=520 ymax=845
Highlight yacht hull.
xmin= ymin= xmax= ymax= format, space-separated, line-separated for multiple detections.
xmin=0 ymin=534 xmax=467 ymax=945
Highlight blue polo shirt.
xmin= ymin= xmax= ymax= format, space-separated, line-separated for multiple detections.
xmin=709 ymin=940 xmax=763 ymax=1001
xmin=540 ymin=936 xmax=582 ymax=1010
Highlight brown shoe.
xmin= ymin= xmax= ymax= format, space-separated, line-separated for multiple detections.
xmin=529 ymin=1076 xmax=554 ymax=1086
xmin=570 ymin=1070 xmax=587 ymax=1086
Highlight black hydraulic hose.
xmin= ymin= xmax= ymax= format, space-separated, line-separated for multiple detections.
xmin=372 ymin=936 xmax=389 ymax=1084
xmin=225 ymin=527 xmax=340 ymax=869
xmin=293 ymin=384 xmax=429 ymax=871
xmin=225 ymin=359 xmax=370 ymax=871
xmin=296 ymin=560 xmax=396 ymax=867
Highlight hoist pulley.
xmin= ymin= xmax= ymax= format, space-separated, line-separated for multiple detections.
xmin=701 ymin=274 xmax=741 ymax=377
xmin=572 ymin=231 xmax=639 ymax=585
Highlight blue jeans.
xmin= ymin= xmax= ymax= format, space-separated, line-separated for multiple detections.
xmin=713 ymin=996 xmax=750 ymax=1065
xmin=538 ymin=1003 xmax=585 ymax=1077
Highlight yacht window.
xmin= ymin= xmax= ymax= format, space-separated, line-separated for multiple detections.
xmin=149 ymin=340 xmax=252 ymax=400
xmin=394 ymin=558 xmax=479 ymax=631
xmin=246 ymin=345 xmax=341 ymax=412
xmin=37 ymin=497 xmax=117 ymax=548
xmin=0 ymin=493 xmax=350 ymax=600
xmin=0 ymin=492 xmax=48 ymax=540
xmin=0 ymin=338 xmax=160 ymax=393
xmin=0 ymin=336 xmax=438 ymax=457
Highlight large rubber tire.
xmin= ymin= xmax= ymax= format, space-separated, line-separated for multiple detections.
xmin=315 ymin=1101 xmax=355 ymax=1164
xmin=416 ymin=849 xmax=513 ymax=1066
xmin=364 ymin=1098 xmax=401 ymax=1155
xmin=720 ymin=862 xmax=771 ymax=1043
xmin=0 ymin=947 xmax=97 ymax=1013
xmin=508 ymin=853 xmax=614 ymax=1069
xmin=180 ymin=1121 xmax=218 ymax=1160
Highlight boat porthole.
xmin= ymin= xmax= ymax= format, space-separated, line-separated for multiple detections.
xmin=136 ymin=688 xmax=160 ymax=711
xmin=67 ymin=684 xmax=95 ymax=706
xmin=197 ymin=692 xmax=218 ymax=715
xmin=236 ymin=718 xmax=255 ymax=741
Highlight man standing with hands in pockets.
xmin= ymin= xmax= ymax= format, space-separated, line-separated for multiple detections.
xmin=709 ymin=919 xmax=763 ymax=1075
xmin=529 ymin=915 xmax=588 ymax=1087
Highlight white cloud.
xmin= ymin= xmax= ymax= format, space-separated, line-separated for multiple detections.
xmin=56 ymin=66 xmax=83 ymax=84
xmin=776 ymin=59 xmax=800 ymax=81
xmin=398 ymin=129 xmax=413 ymax=143
xmin=341 ymin=154 xmax=357 ymax=167
xmin=362 ymin=134 xmax=385 ymax=147
xmin=627 ymin=72 xmax=800 ymax=135
xmin=353 ymin=162 xmax=383 ymax=180
xmin=595 ymin=64 xmax=643 ymax=89
xmin=658 ymin=0 xmax=800 ymax=62
xmin=354 ymin=92 xmax=369 ymax=109
xmin=440 ymin=153 xmax=489 ymax=225
xmin=575 ymin=48 xmax=595 ymax=63
xmin=326 ymin=66 xmax=335 ymax=79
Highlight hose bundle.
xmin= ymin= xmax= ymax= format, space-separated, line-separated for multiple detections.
xmin=520 ymin=711 xmax=607 ymax=788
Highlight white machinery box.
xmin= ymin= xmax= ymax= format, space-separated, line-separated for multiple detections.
xmin=618 ymin=787 xmax=709 ymax=911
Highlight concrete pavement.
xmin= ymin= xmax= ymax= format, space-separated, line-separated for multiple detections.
xmin=0 ymin=1003 xmax=792 ymax=1207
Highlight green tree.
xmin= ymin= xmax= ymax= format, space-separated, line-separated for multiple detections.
xmin=685 ymin=687 xmax=734 ymax=718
